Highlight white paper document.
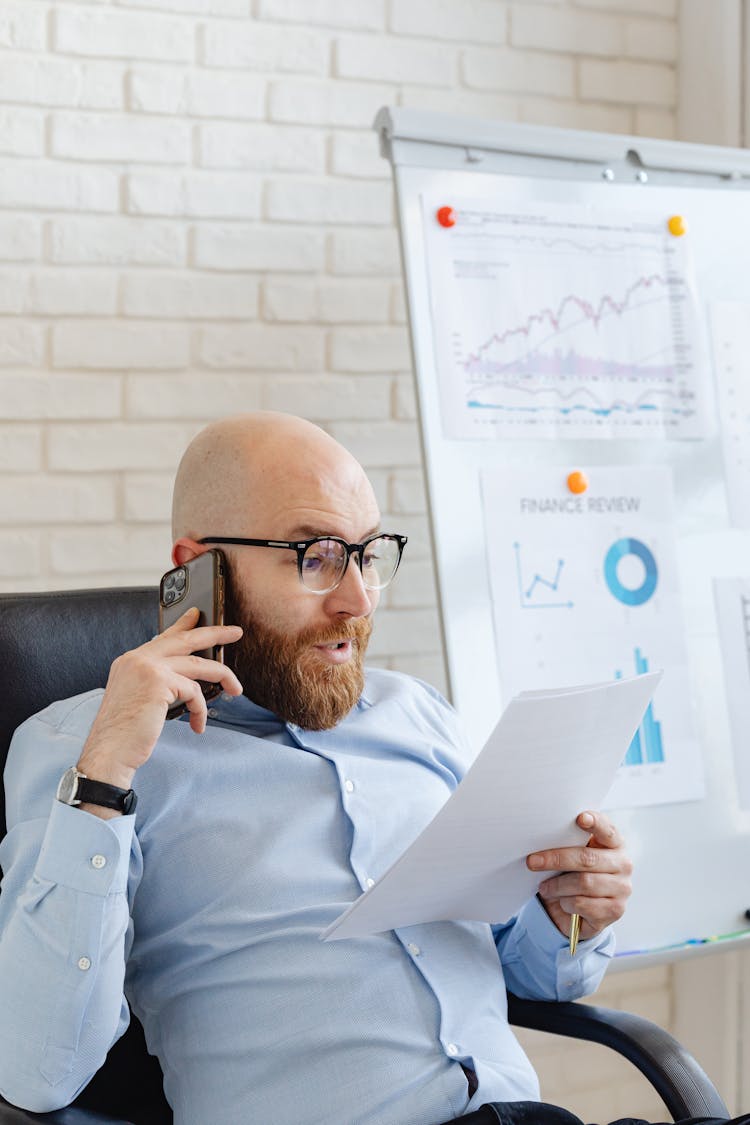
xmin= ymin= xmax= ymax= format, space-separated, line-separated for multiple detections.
xmin=322 ymin=672 xmax=661 ymax=942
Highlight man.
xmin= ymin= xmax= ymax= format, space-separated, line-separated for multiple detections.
xmin=0 ymin=413 xmax=738 ymax=1125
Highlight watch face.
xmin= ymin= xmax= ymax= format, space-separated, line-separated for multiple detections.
xmin=56 ymin=767 xmax=81 ymax=805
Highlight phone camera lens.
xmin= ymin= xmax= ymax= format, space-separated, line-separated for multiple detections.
xmin=163 ymin=589 xmax=176 ymax=605
xmin=174 ymin=569 xmax=186 ymax=590
xmin=164 ymin=574 xmax=176 ymax=590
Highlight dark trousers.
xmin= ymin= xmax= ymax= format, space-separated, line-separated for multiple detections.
xmin=440 ymin=1103 xmax=750 ymax=1125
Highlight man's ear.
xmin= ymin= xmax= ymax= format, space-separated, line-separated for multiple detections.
xmin=172 ymin=538 xmax=210 ymax=567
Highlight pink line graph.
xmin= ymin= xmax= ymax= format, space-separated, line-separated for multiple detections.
xmin=463 ymin=274 xmax=670 ymax=373
xmin=468 ymin=348 xmax=677 ymax=381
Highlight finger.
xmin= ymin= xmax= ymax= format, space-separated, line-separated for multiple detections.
xmin=538 ymin=871 xmax=632 ymax=902
xmin=555 ymin=894 xmax=628 ymax=929
xmin=155 ymin=622 xmax=244 ymax=650
xmin=577 ymin=810 xmax=625 ymax=850
xmin=528 ymin=844 xmax=615 ymax=873
xmin=169 ymin=677 xmax=208 ymax=735
xmin=168 ymin=656 xmax=243 ymax=696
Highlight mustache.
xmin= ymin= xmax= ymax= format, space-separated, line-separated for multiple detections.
xmin=294 ymin=618 xmax=372 ymax=649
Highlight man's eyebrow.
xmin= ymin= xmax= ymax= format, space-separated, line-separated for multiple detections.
xmin=285 ymin=524 xmax=381 ymax=541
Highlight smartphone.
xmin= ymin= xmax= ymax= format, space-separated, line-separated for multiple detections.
xmin=158 ymin=549 xmax=226 ymax=720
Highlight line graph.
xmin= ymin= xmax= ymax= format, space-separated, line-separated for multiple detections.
xmin=514 ymin=542 xmax=573 ymax=609
xmin=425 ymin=198 xmax=707 ymax=439
xmin=464 ymin=273 xmax=671 ymax=370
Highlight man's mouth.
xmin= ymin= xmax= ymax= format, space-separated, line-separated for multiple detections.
xmin=312 ymin=639 xmax=354 ymax=664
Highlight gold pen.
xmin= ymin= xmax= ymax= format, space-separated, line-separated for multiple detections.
xmin=569 ymin=912 xmax=581 ymax=956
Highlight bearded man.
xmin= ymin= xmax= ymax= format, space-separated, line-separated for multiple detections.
xmin=0 ymin=413 xmax=712 ymax=1125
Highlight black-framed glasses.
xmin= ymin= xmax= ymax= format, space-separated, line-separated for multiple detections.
xmin=198 ymin=533 xmax=408 ymax=595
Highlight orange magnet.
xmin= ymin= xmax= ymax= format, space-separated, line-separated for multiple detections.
xmin=667 ymin=215 xmax=686 ymax=237
xmin=567 ymin=470 xmax=588 ymax=495
xmin=436 ymin=205 xmax=456 ymax=228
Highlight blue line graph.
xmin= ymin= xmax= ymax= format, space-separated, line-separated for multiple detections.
xmin=466 ymin=400 xmax=684 ymax=420
xmin=616 ymin=647 xmax=664 ymax=766
xmin=514 ymin=542 xmax=573 ymax=609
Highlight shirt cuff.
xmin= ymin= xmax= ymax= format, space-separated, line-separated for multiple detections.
xmin=34 ymin=799 xmax=135 ymax=896
xmin=519 ymin=894 xmax=615 ymax=957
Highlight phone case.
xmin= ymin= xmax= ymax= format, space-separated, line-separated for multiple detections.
xmin=158 ymin=550 xmax=226 ymax=718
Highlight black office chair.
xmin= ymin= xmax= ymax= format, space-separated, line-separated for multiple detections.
xmin=0 ymin=588 xmax=730 ymax=1125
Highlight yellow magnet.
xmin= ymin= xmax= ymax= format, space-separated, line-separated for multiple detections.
xmin=667 ymin=215 xmax=686 ymax=237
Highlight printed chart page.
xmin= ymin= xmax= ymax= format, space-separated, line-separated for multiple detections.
xmin=710 ymin=302 xmax=750 ymax=528
xmin=714 ymin=577 xmax=750 ymax=809
xmin=423 ymin=196 xmax=709 ymax=440
xmin=481 ymin=464 xmax=704 ymax=808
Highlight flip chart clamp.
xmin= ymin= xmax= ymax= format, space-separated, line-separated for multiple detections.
xmin=374 ymin=107 xmax=750 ymax=187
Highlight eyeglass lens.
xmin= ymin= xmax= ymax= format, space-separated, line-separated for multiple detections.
xmin=300 ymin=536 xmax=400 ymax=593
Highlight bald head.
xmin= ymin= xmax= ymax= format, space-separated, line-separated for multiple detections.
xmin=171 ymin=412 xmax=378 ymax=543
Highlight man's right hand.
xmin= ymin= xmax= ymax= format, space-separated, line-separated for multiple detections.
xmin=75 ymin=607 xmax=243 ymax=805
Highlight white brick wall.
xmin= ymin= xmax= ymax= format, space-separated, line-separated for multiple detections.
xmin=0 ymin=372 xmax=120 ymax=416
xmin=54 ymin=8 xmax=194 ymax=63
xmin=0 ymin=4 xmax=684 ymax=1113
xmin=50 ymin=217 xmax=186 ymax=266
xmin=0 ymin=3 xmax=46 ymax=51
xmin=200 ymin=20 xmax=329 ymax=72
xmin=198 ymin=122 xmax=324 ymax=171
xmin=194 ymin=224 xmax=325 ymax=271
xmin=391 ymin=0 xmax=508 ymax=43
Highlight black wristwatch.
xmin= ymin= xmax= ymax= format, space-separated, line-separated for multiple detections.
xmin=56 ymin=766 xmax=137 ymax=815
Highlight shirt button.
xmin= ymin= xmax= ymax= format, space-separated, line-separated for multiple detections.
xmin=207 ymin=708 xmax=218 ymax=718
xmin=344 ymin=779 xmax=355 ymax=793
xmin=446 ymin=1043 xmax=459 ymax=1057
xmin=91 ymin=854 xmax=107 ymax=869
xmin=407 ymin=942 xmax=421 ymax=956
xmin=365 ymin=877 xmax=375 ymax=889
xmin=77 ymin=956 xmax=91 ymax=972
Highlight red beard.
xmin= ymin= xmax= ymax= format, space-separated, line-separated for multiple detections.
xmin=226 ymin=603 xmax=373 ymax=731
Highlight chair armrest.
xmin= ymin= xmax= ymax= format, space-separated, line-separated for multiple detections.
xmin=0 ymin=1098 xmax=132 ymax=1125
xmin=506 ymin=993 xmax=729 ymax=1122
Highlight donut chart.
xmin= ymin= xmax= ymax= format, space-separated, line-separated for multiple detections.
xmin=604 ymin=538 xmax=658 ymax=606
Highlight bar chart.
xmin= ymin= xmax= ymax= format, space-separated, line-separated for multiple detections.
xmin=617 ymin=648 xmax=665 ymax=766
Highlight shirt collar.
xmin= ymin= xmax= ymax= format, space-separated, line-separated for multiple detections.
xmin=207 ymin=678 xmax=373 ymax=731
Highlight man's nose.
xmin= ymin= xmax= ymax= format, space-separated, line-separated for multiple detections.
xmin=324 ymin=555 xmax=374 ymax=617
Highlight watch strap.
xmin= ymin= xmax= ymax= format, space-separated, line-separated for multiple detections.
xmin=77 ymin=776 xmax=138 ymax=814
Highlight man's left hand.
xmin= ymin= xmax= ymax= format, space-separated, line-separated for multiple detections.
xmin=527 ymin=811 xmax=632 ymax=942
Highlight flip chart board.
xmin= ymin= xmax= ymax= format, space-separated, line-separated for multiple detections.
xmin=375 ymin=106 xmax=750 ymax=962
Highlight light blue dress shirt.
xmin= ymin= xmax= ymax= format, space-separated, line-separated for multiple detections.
xmin=0 ymin=669 xmax=614 ymax=1125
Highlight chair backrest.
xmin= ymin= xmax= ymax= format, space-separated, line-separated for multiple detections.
xmin=0 ymin=588 xmax=157 ymax=832
xmin=0 ymin=588 xmax=172 ymax=1125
